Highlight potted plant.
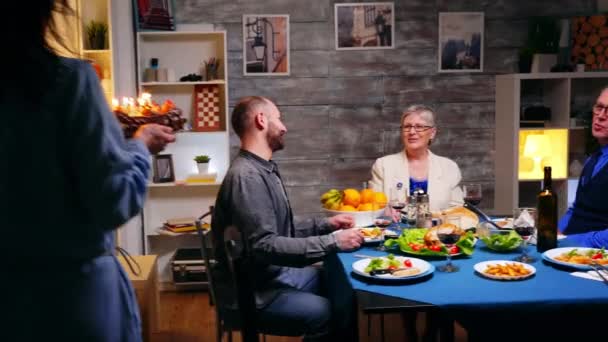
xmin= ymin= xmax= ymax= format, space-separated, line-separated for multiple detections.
xmin=523 ymin=17 xmax=560 ymax=73
xmin=86 ymin=20 xmax=108 ymax=50
xmin=194 ymin=155 xmax=211 ymax=174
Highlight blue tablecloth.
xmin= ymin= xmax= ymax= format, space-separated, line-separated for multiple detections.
xmin=329 ymin=239 xmax=608 ymax=341
xmin=337 ymin=238 xmax=608 ymax=310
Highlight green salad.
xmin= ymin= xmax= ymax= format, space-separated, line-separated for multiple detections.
xmin=364 ymin=254 xmax=401 ymax=273
xmin=480 ymin=230 xmax=523 ymax=252
xmin=384 ymin=228 xmax=476 ymax=256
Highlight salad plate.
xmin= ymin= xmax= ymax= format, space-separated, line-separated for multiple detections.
xmin=542 ymin=247 xmax=608 ymax=270
xmin=352 ymin=255 xmax=434 ymax=281
xmin=384 ymin=228 xmax=477 ymax=257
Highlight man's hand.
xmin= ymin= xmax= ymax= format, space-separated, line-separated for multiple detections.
xmin=134 ymin=124 xmax=176 ymax=154
xmin=327 ymin=214 xmax=355 ymax=231
xmin=335 ymin=228 xmax=364 ymax=251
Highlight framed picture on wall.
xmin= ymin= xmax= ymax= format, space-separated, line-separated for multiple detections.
xmin=243 ymin=14 xmax=290 ymax=76
xmin=438 ymin=12 xmax=484 ymax=73
xmin=153 ymin=154 xmax=175 ymax=183
xmin=335 ymin=2 xmax=395 ymax=50
xmin=133 ymin=0 xmax=176 ymax=31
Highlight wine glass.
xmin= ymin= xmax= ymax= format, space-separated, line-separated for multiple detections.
xmin=373 ymin=215 xmax=393 ymax=251
xmin=513 ymin=207 xmax=536 ymax=263
xmin=389 ymin=186 xmax=407 ymax=223
xmin=463 ymin=184 xmax=482 ymax=206
xmin=437 ymin=216 xmax=463 ymax=273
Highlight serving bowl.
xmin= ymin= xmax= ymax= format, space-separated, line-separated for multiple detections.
xmin=323 ymin=208 xmax=387 ymax=227
xmin=478 ymin=227 xmax=523 ymax=252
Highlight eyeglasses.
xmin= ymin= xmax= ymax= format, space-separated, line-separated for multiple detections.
xmin=400 ymin=124 xmax=434 ymax=132
xmin=593 ymin=103 xmax=608 ymax=117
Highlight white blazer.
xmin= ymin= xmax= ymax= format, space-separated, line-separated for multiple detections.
xmin=369 ymin=150 xmax=464 ymax=212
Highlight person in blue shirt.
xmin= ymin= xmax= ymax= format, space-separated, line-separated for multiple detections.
xmin=1 ymin=1 xmax=175 ymax=341
xmin=559 ymin=87 xmax=608 ymax=248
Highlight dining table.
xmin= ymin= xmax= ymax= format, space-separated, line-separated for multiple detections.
xmin=325 ymin=229 xmax=608 ymax=341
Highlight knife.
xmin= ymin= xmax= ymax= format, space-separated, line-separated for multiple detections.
xmin=369 ymin=268 xmax=411 ymax=276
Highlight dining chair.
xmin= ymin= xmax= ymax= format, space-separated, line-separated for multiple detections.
xmin=196 ymin=210 xmax=291 ymax=342
xmin=196 ymin=208 xmax=247 ymax=342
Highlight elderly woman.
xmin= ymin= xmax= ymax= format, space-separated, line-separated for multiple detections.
xmin=369 ymin=104 xmax=464 ymax=212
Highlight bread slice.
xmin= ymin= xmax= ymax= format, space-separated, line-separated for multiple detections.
xmin=432 ymin=206 xmax=479 ymax=229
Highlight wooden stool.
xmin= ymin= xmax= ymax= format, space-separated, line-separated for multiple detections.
xmin=118 ymin=254 xmax=160 ymax=342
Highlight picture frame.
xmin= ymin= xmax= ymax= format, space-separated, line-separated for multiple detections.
xmin=438 ymin=12 xmax=484 ymax=73
xmin=243 ymin=14 xmax=290 ymax=76
xmin=153 ymin=154 xmax=175 ymax=183
xmin=133 ymin=0 xmax=176 ymax=31
xmin=335 ymin=2 xmax=395 ymax=50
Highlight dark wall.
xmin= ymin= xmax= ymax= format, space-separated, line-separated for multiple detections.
xmin=174 ymin=0 xmax=596 ymax=220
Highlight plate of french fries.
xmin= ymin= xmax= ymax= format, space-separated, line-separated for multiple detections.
xmin=474 ymin=260 xmax=536 ymax=280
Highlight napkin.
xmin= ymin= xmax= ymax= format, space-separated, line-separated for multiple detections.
xmin=571 ymin=269 xmax=608 ymax=282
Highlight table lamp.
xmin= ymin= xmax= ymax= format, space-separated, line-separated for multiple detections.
xmin=523 ymin=134 xmax=552 ymax=177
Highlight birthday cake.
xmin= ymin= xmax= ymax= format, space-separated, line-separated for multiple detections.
xmin=113 ymin=93 xmax=186 ymax=138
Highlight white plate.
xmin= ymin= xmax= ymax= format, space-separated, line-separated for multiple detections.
xmin=358 ymin=227 xmax=399 ymax=244
xmin=358 ymin=227 xmax=384 ymax=243
xmin=474 ymin=260 xmax=536 ymax=280
xmin=542 ymin=247 xmax=607 ymax=270
xmin=352 ymin=256 xmax=434 ymax=281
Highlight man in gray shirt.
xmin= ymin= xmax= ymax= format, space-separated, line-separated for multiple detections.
xmin=212 ymin=96 xmax=363 ymax=341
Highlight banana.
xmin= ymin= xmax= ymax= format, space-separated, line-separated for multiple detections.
xmin=320 ymin=189 xmax=340 ymax=204
xmin=320 ymin=192 xmax=335 ymax=203
xmin=321 ymin=189 xmax=343 ymax=210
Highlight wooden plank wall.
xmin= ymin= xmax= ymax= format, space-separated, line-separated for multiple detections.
xmin=174 ymin=0 xmax=596 ymax=220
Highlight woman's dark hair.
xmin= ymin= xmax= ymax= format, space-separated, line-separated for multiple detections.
xmin=2 ymin=1 xmax=77 ymax=100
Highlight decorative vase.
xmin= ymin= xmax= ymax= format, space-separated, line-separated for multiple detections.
xmin=197 ymin=163 xmax=209 ymax=174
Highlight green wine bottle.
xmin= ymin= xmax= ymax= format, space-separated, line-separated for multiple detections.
xmin=537 ymin=166 xmax=558 ymax=252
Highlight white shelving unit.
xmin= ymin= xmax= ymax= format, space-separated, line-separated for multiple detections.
xmin=136 ymin=30 xmax=229 ymax=283
xmin=494 ymin=72 xmax=608 ymax=217
xmin=78 ymin=0 xmax=115 ymax=104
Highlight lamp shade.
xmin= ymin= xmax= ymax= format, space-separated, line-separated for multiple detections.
xmin=523 ymin=134 xmax=551 ymax=158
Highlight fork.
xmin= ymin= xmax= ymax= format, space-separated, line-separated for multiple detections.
xmin=589 ymin=262 xmax=608 ymax=285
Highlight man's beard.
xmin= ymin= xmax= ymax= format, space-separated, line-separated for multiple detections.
xmin=266 ymin=127 xmax=284 ymax=152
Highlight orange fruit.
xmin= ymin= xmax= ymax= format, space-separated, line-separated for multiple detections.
xmin=360 ymin=188 xmax=374 ymax=204
xmin=373 ymin=192 xmax=388 ymax=207
xmin=357 ymin=203 xmax=373 ymax=211
xmin=342 ymin=188 xmax=361 ymax=208
xmin=339 ymin=205 xmax=356 ymax=212
xmin=371 ymin=203 xmax=384 ymax=210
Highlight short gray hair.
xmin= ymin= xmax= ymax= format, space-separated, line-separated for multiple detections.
xmin=400 ymin=104 xmax=436 ymax=127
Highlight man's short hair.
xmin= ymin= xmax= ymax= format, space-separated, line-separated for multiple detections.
xmin=231 ymin=96 xmax=270 ymax=137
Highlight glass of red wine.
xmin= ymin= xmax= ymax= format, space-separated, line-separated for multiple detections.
xmin=513 ymin=207 xmax=536 ymax=263
xmin=437 ymin=216 xmax=462 ymax=272
xmin=463 ymin=184 xmax=482 ymax=206
xmin=389 ymin=186 xmax=407 ymax=223
xmin=373 ymin=215 xmax=393 ymax=251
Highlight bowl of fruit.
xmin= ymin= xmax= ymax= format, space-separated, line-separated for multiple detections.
xmin=320 ymin=188 xmax=388 ymax=227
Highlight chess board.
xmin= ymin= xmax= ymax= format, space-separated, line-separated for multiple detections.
xmin=193 ymin=84 xmax=222 ymax=131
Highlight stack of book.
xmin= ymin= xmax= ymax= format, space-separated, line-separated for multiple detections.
xmin=161 ymin=217 xmax=197 ymax=234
